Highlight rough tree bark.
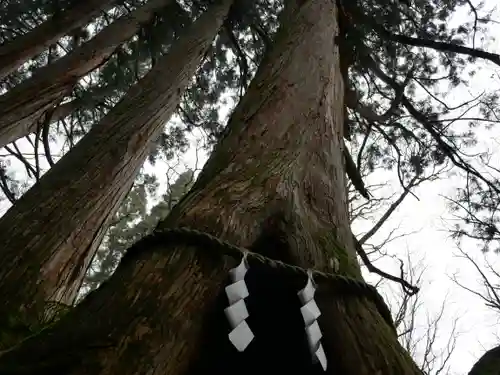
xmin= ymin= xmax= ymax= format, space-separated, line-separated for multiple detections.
xmin=0 ymin=1 xmax=423 ymax=374
xmin=0 ymin=0 xmax=174 ymax=149
xmin=0 ymin=0 xmax=117 ymax=81
xmin=0 ymin=0 xmax=233 ymax=347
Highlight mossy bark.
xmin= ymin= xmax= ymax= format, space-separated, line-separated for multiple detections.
xmin=0 ymin=0 xmax=116 ymax=81
xmin=0 ymin=0 xmax=173 ymax=148
xmin=0 ymin=1 xmax=422 ymax=374
xmin=0 ymin=0 xmax=233 ymax=350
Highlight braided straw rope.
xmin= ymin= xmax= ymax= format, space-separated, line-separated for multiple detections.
xmin=126 ymin=226 xmax=396 ymax=331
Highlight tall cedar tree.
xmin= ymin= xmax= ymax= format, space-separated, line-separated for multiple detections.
xmin=0 ymin=0 xmax=117 ymax=81
xmin=0 ymin=0 xmax=233 ymax=345
xmin=0 ymin=1 xmax=425 ymax=374
xmin=82 ymin=170 xmax=195 ymax=294
xmin=0 ymin=0 xmax=173 ymax=148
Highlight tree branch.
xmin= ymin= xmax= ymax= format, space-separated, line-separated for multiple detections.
xmin=385 ymin=32 xmax=500 ymax=67
xmin=354 ymin=236 xmax=420 ymax=295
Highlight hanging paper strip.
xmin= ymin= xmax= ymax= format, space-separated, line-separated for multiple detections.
xmin=298 ymin=272 xmax=327 ymax=371
xmin=224 ymin=256 xmax=254 ymax=352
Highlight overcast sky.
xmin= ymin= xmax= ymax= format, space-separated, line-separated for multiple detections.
xmin=1 ymin=2 xmax=500 ymax=374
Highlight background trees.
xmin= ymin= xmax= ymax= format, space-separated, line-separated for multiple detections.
xmin=80 ymin=169 xmax=195 ymax=296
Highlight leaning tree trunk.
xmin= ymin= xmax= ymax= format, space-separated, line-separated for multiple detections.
xmin=0 ymin=0 xmax=174 ymax=149
xmin=0 ymin=0 xmax=117 ymax=81
xmin=0 ymin=0 xmax=233 ymax=349
xmin=0 ymin=1 xmax=422 ymax=374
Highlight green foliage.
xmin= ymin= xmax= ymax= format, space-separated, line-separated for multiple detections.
xmin=342 ymin=0 xmax=497 ymax=182
xmin=449 ymin=173 xmax=500 ymax=253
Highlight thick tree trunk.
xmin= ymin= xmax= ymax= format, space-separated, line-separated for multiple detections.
xmin=0 ymin=1 xmax=422 ymax=374
xmin=0 ymin=0 xmax=117 ymax=81
xmin=0 ymin=0 xmax=233 ymax=348
xmin=0 ymin=0 xmax=173 ymax=149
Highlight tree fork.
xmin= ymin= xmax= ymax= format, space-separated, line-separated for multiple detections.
xmin=0 ymin=0 xmax=234 ymax=349
xmin=0 ymin=1 xmax=422 ymax=374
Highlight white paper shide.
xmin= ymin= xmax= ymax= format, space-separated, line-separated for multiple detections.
xmin=224 ymin=256 xmax=254 ymax=352
xmin=298 ymin=273 xmax=327 ymax=371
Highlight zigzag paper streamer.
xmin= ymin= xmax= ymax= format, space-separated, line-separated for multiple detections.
xmin=224 ymin=255 xmax=254 ymax=352
xmin=298 ymin=272 xmax=327 ymax=371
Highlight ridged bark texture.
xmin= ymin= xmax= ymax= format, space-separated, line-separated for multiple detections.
xmin=0 ymin=0 xmax=233 ymax=340
xmin=0 ymin=0 xmax=173 ymax=148
xmin=0 ymin=0 xmax=117 ymax=81
xmin=0 ymin=1 xmax=423 ymax=374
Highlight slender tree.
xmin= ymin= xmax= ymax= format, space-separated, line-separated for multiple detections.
xmin=0 ymin=0 xmax=117 ymax=81
xmin=0 ymin=0 xmax=174 ymax=148
xmin=0 ymin=1 xmax=423 ymax=374
xmin=0 ymin=0 xmax=233 ymax=347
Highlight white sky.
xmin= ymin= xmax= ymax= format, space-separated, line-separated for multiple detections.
xmin=1 ymin=2 xmax=500 ymax=374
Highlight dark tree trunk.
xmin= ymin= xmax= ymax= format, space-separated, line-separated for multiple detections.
xmin=0 ymin=0 xmax=233 ymax=349
xmin=468 ymin=345 xmax=500 ymax=375
xmin=0 ymin=0 xmax=117 ymax=81
xmin=0 ymin=0 xmax=173 ymax=148
xmin=0 ymin=1 xmax=423 ymax=374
